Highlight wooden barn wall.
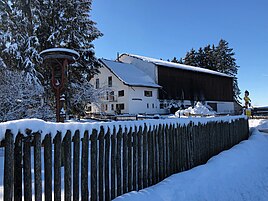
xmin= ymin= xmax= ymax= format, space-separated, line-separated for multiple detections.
xmin=157 ymin=66 xmax=233 ymax=102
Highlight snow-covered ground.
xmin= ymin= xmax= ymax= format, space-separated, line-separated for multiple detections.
xmin=114 ymin=119 xmax=268 ymax=201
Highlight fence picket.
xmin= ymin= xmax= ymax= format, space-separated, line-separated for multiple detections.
xmin=105 ymin=129 xmax=111 ymax=201
xmin=64 ymin=131 xmax=72 ymax=201
xmin=133 ymin=126 xmax=138 ymax=190
xmin=127 ymin=127 xmax=133 ymax=192
xmin=158 ymin=124 xmax=164 ymax=181
xmin=44 ymin=134 xmax=52 ymax=201
xmin=4 ymin=130 xmax=14 ymax=201
xmin=81 ymin=131 xmax=89 ymax=201
xmin=53 ymin=132 xmax=62 ymax=201
xmin=137 ymin=126 xmax=143 ymax=190
xmin=116 ymin=126 xmax=123 ymax=196
xmin=90 ymin=129 xmax=98 ymax=201
xmin=14 ymin=133 xmax=23 ymax=201
xmin=73 ymin=130 xmax=80 ymax=201
xmin=18 ymin=134 xmax=29 ymax=201
xmin=142 ymin=125 xmax=148 ymax=188
xmin=148 ymin=126 xmax=153 ymax=186
xmin=111 ymin=127 xmax=117 ymax=199
xmin=123 ymin=127 xmax=128 ymax=194
xmin=98 ymin=127 xmax=105 ymax=201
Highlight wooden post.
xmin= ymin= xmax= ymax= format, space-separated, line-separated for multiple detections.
xmin=73 ymin=130 xmax=80 ymax=201
xmin=127 ymin=127 xmax=133 ymax=192
xmin=111 ymin=127 xmax=116 ymax=199
xmin=147 ymin=126 xmax=153 ymax=186
xmin=98 ymin=127 xmax=105 ymax=201
xmin=116 ymin=126 xmax=123 ymax=196
xmin=34 ymin=133 xmax=42 ymax=201
xmin=137 ymin=126 xmax=143 ymax=190
xmin=133 ymin=126 xmax=138 ymax=190
xmin=142 ymin=124 xmax=148 ymax=188
xmin=90 ymin=129 xmax=98 ymax=201
xmin=44 ymin=134 xmax=52 ymax=201
xmin=158 ymin=124 xmax=164 ymax=180
xmin=4 ymin=130 xmax=14 ymax=201
xmin=81 ymin=131 xmax=89 ymax=201
xmin=105 ymin=128 xmax=111 ymax=201
xmin=23 ymin=136 xmax=32 ymax=201
xmin=14 ymin=134 xmax=23 ymax=201
xmin=154 ymin=126 xmax=159 ymax=184
xmin=64 ymin=131 xmax=72 ymax=201
xmin=53 ymin=132 xmax=62 ymax=201
xmin=123 ymin=127 xmax=128 ymax=194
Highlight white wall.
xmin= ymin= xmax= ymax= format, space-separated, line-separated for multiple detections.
xmin=88 ymin=65 xmax=160 ymax=115
xmin=127 ymin=86 xmax=159 ymax=115
xmin=89 ymin=66 xmax=130 ymax=114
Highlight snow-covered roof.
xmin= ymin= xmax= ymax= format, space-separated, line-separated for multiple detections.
xmin=99 ymin=59 xmax=161 ymax=88
xmin=40 ymin=48 xmax=80 ymax=61
xmin=121 ymin=53 xmax=232 ymax=78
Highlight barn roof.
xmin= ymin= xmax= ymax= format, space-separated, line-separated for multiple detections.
xmin=99 ymin=59 xmax=161 ymax=88
xmin=120 ymin=53 xmax=232 ymax=78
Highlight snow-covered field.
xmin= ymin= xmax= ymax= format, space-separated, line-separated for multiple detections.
xmin=114 ymin=119 xmax=268 ymax=201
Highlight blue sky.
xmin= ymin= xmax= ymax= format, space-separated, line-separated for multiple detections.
xmin=91 ymin=0 xmax=268 ymax=106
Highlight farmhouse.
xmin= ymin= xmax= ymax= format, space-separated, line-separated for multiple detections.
xmin=87 ymin=54 xmax=235 ymax=115
xmin=87 ymin=58 xmax=161 ymax=115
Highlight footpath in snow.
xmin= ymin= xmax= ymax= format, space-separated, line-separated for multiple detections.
xmin=114 ymin=120 xmax=268 ymax=201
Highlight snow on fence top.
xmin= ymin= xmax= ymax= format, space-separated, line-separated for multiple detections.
xmin=0 ymin=116 xmax=247 ymax=141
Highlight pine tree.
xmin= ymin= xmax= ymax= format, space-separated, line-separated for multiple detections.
xmin=214 ymin=39 xmax=240 ymax=101
xmin=0 ymin=0 xmax=103 ymax=120
xmin=183 ymin=48 xmax=198 ymax=66
xmin=171 ymin=57 xmax=179 ymax=63
xmin=0 ymin=0 xmax=41 ymax=84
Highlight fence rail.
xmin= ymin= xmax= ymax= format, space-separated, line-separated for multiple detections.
xmin=0 ymin=117 xmax=249 ymax=201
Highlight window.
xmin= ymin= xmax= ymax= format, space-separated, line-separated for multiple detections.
xmin=116 ymin=104 xmax=125 ymax=110
xmin=111 ymin=104 xmax=114 ymax=111
xmin=118 ymin=90 xmax=124 ymax=97
xmin=160 ymin=103 xmax=164 ymax=109
xmin=105 ymin=104 xmax=108 ymax=111
xmin=144 ymin=90 xmax=152 ymax=97
xmin=96 ymin=78 xmax=99 ymax=89
xmin=109 ymin=91 xmax=115 ymax=101
xmin=108 ymin=76 xmax=112 ymax=87
xmin=106 ymin=91 xmax=109 ymax=100
xmin=152 ymin=103 xmax=154 ymax=108
xmin=147 ymin=103 xmax=149 ymax=108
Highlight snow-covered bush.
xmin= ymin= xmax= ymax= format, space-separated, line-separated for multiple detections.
xmin=0 ymin=69 xmax=54 ymax=122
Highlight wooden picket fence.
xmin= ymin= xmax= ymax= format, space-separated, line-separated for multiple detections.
xmin=0 ymin=118 xmax=249 ymax=201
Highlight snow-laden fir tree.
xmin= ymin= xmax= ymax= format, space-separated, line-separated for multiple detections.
xmin=0 ymin=0 xmax=41 ymax=85
xmin=0 ymin=0 xmax=104 ymax=120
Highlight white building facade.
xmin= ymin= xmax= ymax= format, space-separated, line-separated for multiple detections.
xmin=87 ymin=59 xmax=161 ymax=115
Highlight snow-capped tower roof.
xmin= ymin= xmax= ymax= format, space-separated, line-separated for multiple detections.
xmin=40 ymin=48 xmax=80 ymax=63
